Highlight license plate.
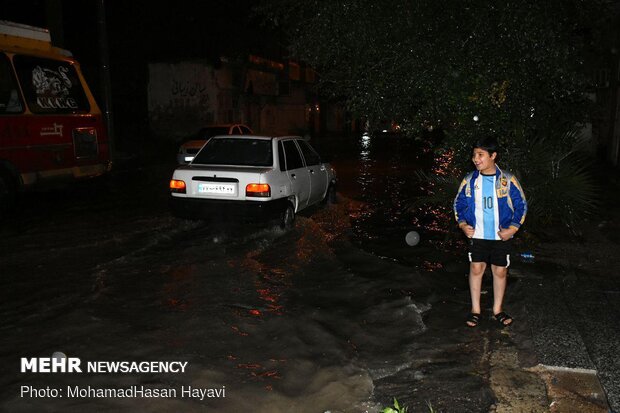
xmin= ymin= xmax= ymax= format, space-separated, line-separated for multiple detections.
xmin=197 ymin=183 xmax=236 ymax=195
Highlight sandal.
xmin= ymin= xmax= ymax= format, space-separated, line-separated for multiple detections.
xmin=494 ymin=311 xmax=513 ymax=327
xmin=466 ymin=313 xmax=480 ymax=327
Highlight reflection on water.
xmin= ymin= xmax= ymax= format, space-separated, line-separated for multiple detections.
xmin=317 ymin=134 xmax=457 ymax=263
xmin=162 ymin=264 xmax=194 ymax=312
xmin=0 ymin=134 xmax=469 ymax=412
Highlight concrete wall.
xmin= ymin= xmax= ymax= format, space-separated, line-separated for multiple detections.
xmin=148 ymin=61 xmax=242 ymax=139
xmin=148 ymin=59 xmax=347 ymax=140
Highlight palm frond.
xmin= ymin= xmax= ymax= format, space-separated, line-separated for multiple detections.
xmin=422 ymin=125 xmax=599 ymax=235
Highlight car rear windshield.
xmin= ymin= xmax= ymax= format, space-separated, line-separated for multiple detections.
xmin=12 ymin=55 xmax=90 ymax=114
xmin=192 ymin=138 xmax=273 ymax=167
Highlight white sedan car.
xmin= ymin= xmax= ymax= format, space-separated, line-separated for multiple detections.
xmin=169 ymin=135 xmax=337 ymax=227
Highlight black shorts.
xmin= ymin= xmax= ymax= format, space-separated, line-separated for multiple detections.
xmin=468 ymin=238 xmax=512 ymax=267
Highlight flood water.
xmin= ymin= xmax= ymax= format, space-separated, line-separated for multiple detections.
xmin=0 ymin=135 xmax=477 ymax=413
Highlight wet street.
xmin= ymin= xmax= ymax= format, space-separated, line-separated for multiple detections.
xmin=2 ymin=135 xmax=616 ymax=413
xmin=1 ymin=135 xmax=470 ymax=413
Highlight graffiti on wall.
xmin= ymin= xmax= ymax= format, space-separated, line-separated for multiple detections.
xmin=170 ymin=79 xmax=211 ymax=109
xmin=168 ymin=78 xmax=212 ymax=109
xmin=148 ymin=62 xmax=219 ymax=137
xmin=171 ymin=80 xmax=206 ymax=97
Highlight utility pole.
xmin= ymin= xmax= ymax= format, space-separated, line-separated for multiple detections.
xmin=45 ymin=0 xmax=64 ymax=47
xmin=96 ymin=0 xmax=116 ymax=162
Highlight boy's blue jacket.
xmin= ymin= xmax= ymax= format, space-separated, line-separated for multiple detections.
xmin=453 ymin=166 xmax=527 ymax=231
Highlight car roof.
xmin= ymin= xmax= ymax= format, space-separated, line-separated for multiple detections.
xmin=208 ymin=135 xmax=307 ymax=141
xmin=200 ymin=124 xmax=249 ymax=128
xmin=210 ymin=134 xmax=271 ymax=140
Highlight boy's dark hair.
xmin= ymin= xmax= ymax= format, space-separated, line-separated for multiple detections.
xmin=472 ymin=136 xmax=499 ymax=156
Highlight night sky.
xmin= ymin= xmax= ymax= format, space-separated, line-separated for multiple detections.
xmin=1 ymin=0 xmax=279 ymax=60
xmin=1 ymin=0 xmax=282 ymax=141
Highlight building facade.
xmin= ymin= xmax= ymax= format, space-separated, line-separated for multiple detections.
xmin=147 ymin=56 xmax=347 ymax=140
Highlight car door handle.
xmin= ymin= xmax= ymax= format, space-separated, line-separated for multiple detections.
xmin=291 ymin=173 xmax=296 ymax=179
xmin=308 ymin=169 xmax=314 ymax=174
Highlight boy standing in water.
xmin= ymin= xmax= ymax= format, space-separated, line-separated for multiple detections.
xmin=453 ymin=137 xmax=527 ymax=327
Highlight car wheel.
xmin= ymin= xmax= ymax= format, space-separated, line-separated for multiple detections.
xmin=323 ymin=184 xmax=337 ymax=205
xmin=280 ymin=203 xmax=295 ymax=229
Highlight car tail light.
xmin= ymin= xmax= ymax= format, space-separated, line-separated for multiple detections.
xmin=246 ymin=183 xmax=271 ymax=197
xmin=170 ymin=179 xmax=186 ymax=193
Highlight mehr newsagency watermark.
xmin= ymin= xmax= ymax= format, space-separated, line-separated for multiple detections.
xmin=21 ymin=384 xmax=225 ymax=400
xmin=19 ymin=354 xmax=226 ymax=400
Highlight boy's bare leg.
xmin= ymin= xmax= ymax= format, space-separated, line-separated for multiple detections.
xmin=491 ymin=264 xmax=512 ymax=324
xmin=468 ymin=262 xmax=486 ymax=325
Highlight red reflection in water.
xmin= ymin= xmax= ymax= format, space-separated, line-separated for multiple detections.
xmin=404 ymin=149 xmax=463 ymax=246
xmin=165 ymin=298 xmax=190 ymax=311
xmin=293 ymin=219 xmax=333 ymax=263
xmin=422 ymin=261 xmax=444 ymax=272
xmin=237 ymin=363 xmax=261 ymax=369
xmin=235 ymin=361 xmax=284 ymax=382
xmin=240 ymin=248 xmax=297 ymax=316
xmin=346 ymin=200 xmax=372 ymax=221
xmin=252 ymin=370 xmax=281 ymax=379
xmin=161 ymin=265 xmax=194 ymax=311
xmin=312 ymin=203 xmax=352 ymax=242
xmin=231 ymin=325 xmax=249 ymax=336
xmin=256 ymin=269 xmax=288 ymax=315
xmin=256 ymin=289 xmax=277 ymax=304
